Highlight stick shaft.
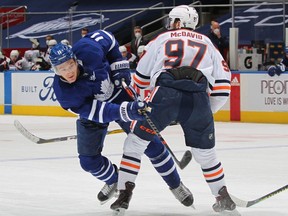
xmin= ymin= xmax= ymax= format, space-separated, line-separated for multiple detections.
xmin=14 ymin=120 xmax=124 ymax=144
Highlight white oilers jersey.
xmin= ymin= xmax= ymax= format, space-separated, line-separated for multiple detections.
xmin=135 ymin=29 xmax=231 ymax=113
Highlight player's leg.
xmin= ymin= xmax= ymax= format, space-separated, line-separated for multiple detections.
xmin=145 ymin=137 xmax=193 ymax=207
xmin=180 ymin=92 xmax=237 ymax=214
xmin=110 ymin=132 xmax=149 ymax=212
xmin=111 ymin=87 xmax=193 ymax=212
xmin=76 ymin=118 xmax=118 ymax=204
xmin=192 ymin=148 xmax=237 ymax=213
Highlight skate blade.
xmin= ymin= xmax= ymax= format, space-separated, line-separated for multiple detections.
xmin=100 ymin=191 xmax=119 ymax=205
xmin=112 ymin=208 xmax=126 ymax=216
xmin=219 ymin=208 xmax=241 ymax=216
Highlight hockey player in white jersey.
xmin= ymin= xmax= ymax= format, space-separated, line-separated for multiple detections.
xmin=111 ymin=5 xmax=240 ymax=216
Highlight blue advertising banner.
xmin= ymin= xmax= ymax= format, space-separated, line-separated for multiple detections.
xmin=196 ymin=2 xmax=288 ymax=45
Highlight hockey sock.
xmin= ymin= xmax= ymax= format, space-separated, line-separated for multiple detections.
xmin=145 ymin=143 xmax=180 ymax=189
xmin=191 ymin=147 xmax=226 ymax=197
xmin=117 ymin=153 xmax=141 ymax=190
xmin=79 ymin=155 xmax=118 ymax=185
xmin=202 ymin=162 xmax=226 ymax=196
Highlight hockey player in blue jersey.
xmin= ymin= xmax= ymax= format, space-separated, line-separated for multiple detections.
xmin=49 ymin=30 xmax=193 ymax=207
xmin=268 ymin=46 xmax=288 ymax=76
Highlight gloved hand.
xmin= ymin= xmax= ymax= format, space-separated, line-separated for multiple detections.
xmin=119 ymin=101 xmax=147 ymax=122
xmin=268 ymin=65 xmax=282 ymax=77
xmin=110 ymin=60 xmax=131 ymax=88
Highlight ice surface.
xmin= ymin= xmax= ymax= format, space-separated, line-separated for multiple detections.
xmin=1 ymin=115 xmax=287 ymax=216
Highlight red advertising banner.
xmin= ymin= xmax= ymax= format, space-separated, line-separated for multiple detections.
xmin=230 ymin=73 xmax=240 ymax=121
xmin=0 ymin=6 xmax=26 ymax=29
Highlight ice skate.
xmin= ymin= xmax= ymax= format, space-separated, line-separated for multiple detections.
xmin=98 ymin=182 xmax=118 ymax=205
xmin=213 ymin=186 xmax=241 ymax=216
xmin=112 ymin=208 xmax=125 ymax=216
xmin=170 ymin=181 xmax=194 ymax=207
xmin=110 ymin=181 xmax=135 ymax=216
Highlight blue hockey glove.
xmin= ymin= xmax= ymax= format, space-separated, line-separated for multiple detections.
xmin=268 ymin=65 xmax=283 ymax=77
xmin=110 ymin=60 xmax=131 ymax=88
xmin=119 ymin=101 xmax=147 ymax=122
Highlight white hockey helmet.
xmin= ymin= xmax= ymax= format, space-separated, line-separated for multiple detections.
xmin=119 ymin=45 xmax=127 ymax=53
xmin=168 ymin=5 xmax=199 ymax=30
xmin=10 ymin=50 xmax=19 ymax=58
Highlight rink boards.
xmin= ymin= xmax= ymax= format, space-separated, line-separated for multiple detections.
xmin=1 ymin=71 xmax=75 ymax=117
xmin=0 ymin=73 xmax=3 ymax=114
xmin=214 ymin=71 xmax=288 ymax=123
xmin=0 ymin=70 xmax=287 ymax=123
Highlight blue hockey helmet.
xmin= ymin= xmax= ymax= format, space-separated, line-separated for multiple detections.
xmin=49 ymin=43 xmax=75 ymax=67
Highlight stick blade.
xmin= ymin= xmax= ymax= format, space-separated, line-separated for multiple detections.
xmin=14 ymin=120 xmax=42 ymax=143
xmin=179 ymin=150 xmax=192 ymax=169
xmin=107 ymin=129 xmax=125 ymax=135
xmin=230 ymin=194 xmax=249 ymax=208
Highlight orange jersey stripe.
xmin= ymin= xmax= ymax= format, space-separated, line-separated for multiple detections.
xmin=121 ymin=161 xmax=140 ymax=170
xmin=130 ymin=120 xmax=137 ymax=131
xmin=213 ymin=86 xmax=231 ymax=91
xmin=134 ymin=76 xmax=150 ymax=86
xmin=204 ymin=168 xmax=223 ymax=178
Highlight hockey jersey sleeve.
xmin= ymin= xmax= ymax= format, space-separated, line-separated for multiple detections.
xmin=53 ymin=76 xmax=121 ymax=123
xmin=93 ymin=30 xmax=131 ymax=85
xmin=74 ymin=30 xmax=125 ymax=67
xmin=208 ymin=42 xmax=231 ymax=114
xmin=133 ymin=40 xmax=156 ymax=89
xmin=70 ymin=99 xmax=122 ymax=123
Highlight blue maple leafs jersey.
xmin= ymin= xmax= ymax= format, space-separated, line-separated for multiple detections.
xmin=53 ymin=30 xmax=127 ymax=123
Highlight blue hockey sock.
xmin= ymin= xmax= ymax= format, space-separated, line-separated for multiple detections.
xmin=79 ymin=155 xmax=118 ymax=185
xmin=145 ymin=141 xmax=180 ymax=189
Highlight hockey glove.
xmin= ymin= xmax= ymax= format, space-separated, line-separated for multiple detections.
xmin=268 ymin=65 xmax=283 ymax=77
xmin=119 ymin=101 xmax=147 ymax=122
xmin=110 ymin=60 xmax=131 ymax=88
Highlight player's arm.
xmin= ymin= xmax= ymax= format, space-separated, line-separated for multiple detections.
xmin=209 ymin=46 xmax=231 ymax=114
xmin=65 ymin=99 xmax=147 ymax=123
xmin=133 ymin=41 xmax=155 ymax=89
xmin=53 ymin=77 xmax=146 ymax=123
xmin=133 ymin=70 xmax=151 ymax=89
xmin=95 ymin=30 xmax=131 ymax=88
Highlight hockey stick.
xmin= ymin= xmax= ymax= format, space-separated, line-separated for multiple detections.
xmin=230 ymin=184 xmax=288 ymax=208
xmin=14 ymin=120 xmax=124 ymax=144
xmin=121 ymin=81 xmax=192 ymax=169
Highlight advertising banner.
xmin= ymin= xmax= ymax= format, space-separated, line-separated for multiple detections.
xmin=238 ymin=53 xmax=262 ymax=71
xmin=2 ymin=70 xmax=287 ymax=122
xmin=241 ymin=73 xmax=288 ymax=112
xmin=12 ymin=72 xmax=59 ymax=106
xmin=230 ymin=73 xmax=241 ymax=121
xmin=197 ymin=2 xmax=288 ymax=45
xmin=10 ymin=71 xmax=74 ymax=116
